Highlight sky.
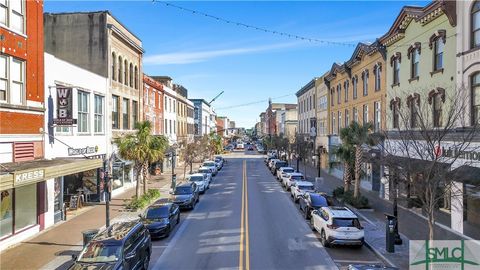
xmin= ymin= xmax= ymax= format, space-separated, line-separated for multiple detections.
xmin=45 ymin=0 xmax=429 ymax=128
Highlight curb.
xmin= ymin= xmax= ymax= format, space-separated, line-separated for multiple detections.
xmin=363 ymin=240 xmax=398 ymax=268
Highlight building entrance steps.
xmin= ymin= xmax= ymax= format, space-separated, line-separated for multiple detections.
xmin=0 ymin=162 xmax=202 ymax=270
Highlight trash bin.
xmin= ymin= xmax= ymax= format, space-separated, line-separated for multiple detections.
xmin=82 ymin=229 xmax=99 ymax=247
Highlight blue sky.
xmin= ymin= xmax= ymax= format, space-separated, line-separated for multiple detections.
xmin=45 ymin=0 xmax=428 ymax=128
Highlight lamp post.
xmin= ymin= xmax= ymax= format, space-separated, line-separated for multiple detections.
xmin=317 ymin=145 xmax=324 ymax=177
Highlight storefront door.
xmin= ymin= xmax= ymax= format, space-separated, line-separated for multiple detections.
xmin=54 ymin=177 xmax=63 ymax=223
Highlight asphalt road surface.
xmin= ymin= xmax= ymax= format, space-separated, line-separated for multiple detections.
xmin=149 ymin=150 xmax=381 ymax=270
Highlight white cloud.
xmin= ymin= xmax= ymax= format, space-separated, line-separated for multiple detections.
xmin=143 ymin=42 xmax=300 ymax=65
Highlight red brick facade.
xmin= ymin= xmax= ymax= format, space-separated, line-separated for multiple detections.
xmin=143 ymin=74 xmax=164 ymax=135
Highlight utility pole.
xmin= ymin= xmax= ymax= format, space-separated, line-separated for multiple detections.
xmin=103 ymin=159 xmax=111 ymax=228
xmin=317 ymin=146 xmax=323 ymax=177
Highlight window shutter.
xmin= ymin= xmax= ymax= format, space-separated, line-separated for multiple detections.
xmin=13 ymin=142 xmax=34 ymax=162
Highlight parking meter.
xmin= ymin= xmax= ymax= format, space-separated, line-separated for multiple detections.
xmin=171 ymin=174 xmax=177 ymax=190
xmin=385 ymin=214 xmax=396 ymax=253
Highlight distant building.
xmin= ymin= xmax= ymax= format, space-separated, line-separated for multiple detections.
xmin=190 ymin=99 xmax=214 ymax=137
xmin=143 ymin=74 xmax=164 ymax=135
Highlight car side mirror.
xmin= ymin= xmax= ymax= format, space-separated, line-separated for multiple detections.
xmin=125 ymin=251 xmax=136 ymax=260
xmin=71 ymin=254 xmax=77 ymax=261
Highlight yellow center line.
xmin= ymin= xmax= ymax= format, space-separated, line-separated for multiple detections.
xmin=239 ymin=160 xmax=250 ymax=270
xmin=245 ymin=160 xmax=250 ymax=270
xmin=239 ymin=160 xmax=245 ymax=270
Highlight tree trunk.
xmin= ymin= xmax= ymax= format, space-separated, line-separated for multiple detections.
xmin=190 ymin=162 xmax=193 ymax=174
xmin=354 ymin=146 xmax=363 ymax=198
xmin=183 ymin=164 xmax=187 ymax=181
xmin=142 ymin=162 xmax=148 ymax=195
xmin=135 ymin=165 xmax=141 ymax=198
xmin=343 ymin=162 xmax=351 ymax=192
xmin=428 ymin=208 xmax=435 ymax=241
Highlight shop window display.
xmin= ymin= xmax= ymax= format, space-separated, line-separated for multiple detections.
xmin=1 ymin=189 xmax=13 ymax=238
xmin=15 ymin=185 xmax=37 ymax=231
xmin=112 ymin=163 xmax=125 ymax=190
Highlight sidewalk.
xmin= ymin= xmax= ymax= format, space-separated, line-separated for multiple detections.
xmin=292 ymin=160 xmax=473 ymax=269
xmin=0 ymin=163 xmax=199 ymax=270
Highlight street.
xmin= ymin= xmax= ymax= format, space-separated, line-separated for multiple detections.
xmin=149 ymin=151 xmax=381 ymax=270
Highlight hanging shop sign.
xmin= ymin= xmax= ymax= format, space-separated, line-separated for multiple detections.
xmin=14 ymin=169 xmax=45 ymax=186
xmin=53 ymin=87 xmax=76 ymax=126
xmin=68 ymin=146 xmax=99 ymax=156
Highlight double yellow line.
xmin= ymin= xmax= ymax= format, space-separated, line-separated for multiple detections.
xmin=239 ymin=160 xmax=250 ymax=270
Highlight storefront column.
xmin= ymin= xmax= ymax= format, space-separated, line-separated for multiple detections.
xmin=451 ymin=181 xmax=464 ymax=234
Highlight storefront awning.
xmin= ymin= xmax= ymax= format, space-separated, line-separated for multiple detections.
xmin=384 ymin=155 xmax=450 ymax=174
xmin=446 ymin=165 xmax=480 ymax=186
xmin=0 ymin=158 xmax=103 ymax=191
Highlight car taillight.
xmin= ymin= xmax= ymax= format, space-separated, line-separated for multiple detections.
xmin=327 ymin=224 xmax=338 ymax=230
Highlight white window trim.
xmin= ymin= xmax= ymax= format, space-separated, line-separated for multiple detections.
xmin=77 ymin=90 xmax=90 ymax=134
xmin=0 ymin=0 xmax=26 ymax=36
xmin=0 ymin=55 xmax=25 ymax=105
xmin=94 ymin=94 xmax=105 ymax=135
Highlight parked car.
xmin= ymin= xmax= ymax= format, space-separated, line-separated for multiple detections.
xmin=282 ymin=172 xmax=305 ymax=190
xmin=271 ymin=160 xmax=288 ymax=175
xmin=268 ymin=159 xmax=280 ymax=169
xmin=70 ymin=221 xmax=151 ymax=270
xmin=290 ymin=181 xmax=315 ymax=202
xmin=214 ymin=156 xmax=224 ymax=169
xmin=140 ymin=203 xmax=180 ymax=239
xmin=202 ymin=161 xmax=218 ymax=176
xmin=264 ymin=156 xmax=276 ymax=165
xmin=298 ymin=192 xmax=329 ymax=219
xmin=236 ymin=143 xmax=244 ymax=150
xmin=170 ymin=182 xmax=199 ymax=210
xmin=276 ymin=166 xmax=295 ymax=180
xmin=310 ymin=206 xmax=364 ymax=248
xmin=197 ymin=167 xmax=213 ymax=183
xmin=187 ymin=173 xmax=209 ymax=193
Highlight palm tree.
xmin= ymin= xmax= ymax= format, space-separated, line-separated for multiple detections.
xmin=335 ymin=144 xmax=355 ymax=192
xmin=347 ymin=122 xmax=374 ymax=198
xmin=114 ymin=121 xmax=168 ymax=198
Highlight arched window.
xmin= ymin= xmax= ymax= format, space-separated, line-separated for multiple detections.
xmin=111 ymin=52 xmax=116 ymax=81
xmin=429 ymin=88 xmax=445 ymax=127
xmin=472 ymin=1 xmax=480 ymax=48
xmin=118 ymin=56 xmax=122 ymax=84
xmin=407 ymin=94 xmax=420 ymax=128
xmin=124 ymin=60 xmax=128 ymax=86
xmin=344 ymin=80 xmax=349 ymax=102
xmin=352 ymin=75 xmax=358 ymax=99
xmin=134 ymin=66 xmax=139 ymax=89
xmin=472 ymin=72 xmax=480 ymax=125
xmin=390 ymin=98 xmax=401 ymax=129
xmin=362 ymin=70 xmax=369 ymax=96
xmin=129 ymin=63 xmax=133 ymax=87
xmin=337 ymin=84 xmax=341 ymax=104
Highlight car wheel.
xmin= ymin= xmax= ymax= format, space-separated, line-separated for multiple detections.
xmin=142 ymin=252 xmax=150 ymax=270
xmin=321 ymin=230 xmax=330 ymax=248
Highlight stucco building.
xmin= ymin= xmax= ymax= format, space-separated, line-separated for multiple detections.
xmin=315 ymin=74 xmax=330 ymax=169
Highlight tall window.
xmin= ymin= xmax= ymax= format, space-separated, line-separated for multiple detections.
xmin=473 ymin=1 xmax=480 ymax=48
xmin=353 ymin=76 xmax=358 ymax=99
xmin=408 ymin=95 xmax=420 ymax=128
xmin=331 ymin=112 xmax=336 ymax=134
xmin=132 ymin=100 xmax=138 ymax=127
xmin=363 ymin=104 xmax=368 ymax=124
xmin=345 ymin=109 xmax=349 ymax=126
xmin=338 ymin=111 xmax=342 ymax=130
xmin=124 ymin=60 xmax=128 ymax=86
xmin=353 ymin=107 xmax=358 ymax=123
xmin=471 ymin=73 xmax=480 ymax=125
xmin=165 ymin=119 xmax=168 ymax=134
xmin=392 ymin=100 xmax=400 ymax=129
xmin=78 ymin=91 xmax=89 ymax=133
xmin=393 ymin=57 xmax=400 ymax=85
xmin=0 ymin=55 xmax=24 ymax=105
xmin=122 ymin=98 xmax=129 ymax=129
xmin=344 ymin=80 xmax=349 ymax=102
xmin=337 ymin=85 xmax=341 ymax=104
xmin=433 ymin=93 xmax=443 ymax=127
xmin=118 ymin=56 xmax=123 ymax=84
xmin=362 ymin=70 xmax=369 ymax=96
xmin=94 ymin=95 xmax=104 ymax=133
xmin=134 ymin=66 xmax=139 ymax=89
xmin=330 ymin=88 xmax=335 ymax=106
xmin=374 ymin=65 xmax=381 ymax=91
xmin=129 ymin=63 xmax=133 ymax=87
xmin=0 ymin=0 xmax=25 ymax=33
xmin=411 ymin=48 xmax=420 ymax=78
xmin=434 ymin=38 xmax=444 ymax=71
xmin=169 ymin=120 xmax=172 ymax=134
xmin=374 ymin=101 xmax=381 ymax=132
xmin=112 ymin=95 xmax=119 ymax=129
xmin=111 ymin=52 xmax=116 ymax=81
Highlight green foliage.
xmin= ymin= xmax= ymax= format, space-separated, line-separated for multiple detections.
xmin=124 ymin=189 xmax=161 ymax=210
xmin=331 ymin=186 xmax=370 ymax=209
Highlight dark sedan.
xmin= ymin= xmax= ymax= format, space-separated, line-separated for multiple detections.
xmin=299 ymin=192 xmax=329 ymax=219
xmin=170 ymin=183 xmax=199 ymax=210
xmin=140 ymin=203 xmax=180 ymax=239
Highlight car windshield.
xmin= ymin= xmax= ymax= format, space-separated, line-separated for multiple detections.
xmin=174 ymin=187 xmax=192 ymax=195
xmin=333 ymin=218 xmax=361 ymax=228
xmin=199 ymin=169 xmax=210 ymax=174
xmin=299 ymin=185 xmax=314 ymax=191
xmin=203 ymin=162 xmax=215 ymax=167
xmin=189 ymin=176 xmax=204 ymax=182
xmin=283 ymin=169 xmax=294 ymax=173
xmin=77 ymin=242 xmax=121 ymax=263
xmin=145 ymin=207 xmax=169 ymax=219
xmin=311 ymin=195 xmax=328 ymax=207
xmin=276 ymin=162 xmax=287 ymax=167
xmin=291 ymin=175 xmax=304 ymax=180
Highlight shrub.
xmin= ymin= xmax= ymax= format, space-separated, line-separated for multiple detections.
xmin=331 ymin=186 xmax=370 ymax=209
xmin=124 ymin=189 xmax=161 ymax=210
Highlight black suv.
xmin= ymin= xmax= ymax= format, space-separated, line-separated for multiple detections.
xmin=170 ymin=182 xmax=199 ymax=210
xmin=299 ymin=192 xmax=330 ymax=219
xmin=70 ymin=221 xmax=151 ymax=270
xmin=140 ymin=202 xmax=180 ymax=239
xmin=271 ymin=160 xmax=288 ymax=175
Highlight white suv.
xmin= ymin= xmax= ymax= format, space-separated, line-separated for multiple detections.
xmin=290 ymin=181 xmax=315 ymax=202
xmin=310 ymin=206 xmax=364 ymax=248
xmin=202 ymin=161 xmax=218 ymax=176
xmin=187 ymin=173 xmax=209 ymax=193
xmin=282 ymin=172 xmax=305 ymax=190
xmin=276 ymin=167 xmax=295 ymax=180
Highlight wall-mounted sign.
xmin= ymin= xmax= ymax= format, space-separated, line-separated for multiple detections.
xmin=53 ymin=87 xmax=76 ymax=126
xmin=68 ymin=146 xmax=98 ymax=156
xmin=439 ymin=146 xmax=480 ymax=161
xmin=14 ymin=169 xmax=45 ymax=186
